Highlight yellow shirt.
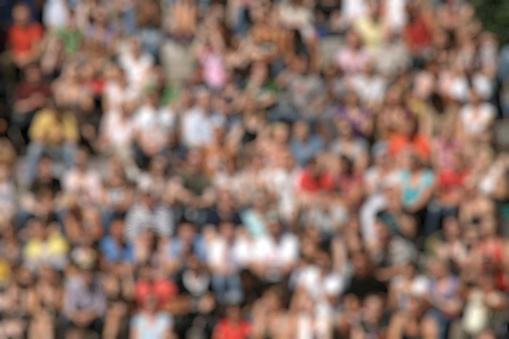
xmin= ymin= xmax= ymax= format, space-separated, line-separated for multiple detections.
xmin=28 ymin=109 xmax=79 ymax=145
xmin=354 ymin=18 xmax=384 ymax=51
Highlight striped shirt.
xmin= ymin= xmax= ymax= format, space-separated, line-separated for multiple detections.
xmin=125 ymin=203 xmax=174 ymax=243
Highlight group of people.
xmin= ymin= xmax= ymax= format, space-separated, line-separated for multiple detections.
xmin=0 ymin=0 xmax=508 ymax=338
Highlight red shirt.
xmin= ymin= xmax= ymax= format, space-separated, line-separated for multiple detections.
xmin=438 ymin=169 xmax=468 ymax=194
xmin=8 ymin=23 xmax=44 ymax=57
xmin=135 ymin=278 xmax=178 ymax=309
xmin=298 ymin=170 xmax=335 ymax=193
xmin=213 ymin=319 xmax=251 ymax=339
xmin=404 ymin=18 xmax=431 ymax=50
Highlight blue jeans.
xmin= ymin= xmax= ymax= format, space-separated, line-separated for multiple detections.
xmin=212 ymin=273 xmax=243 ymax=304
xmin=26 ymin=142 xmax=76 ymax=182
xmin=424 ymin=201 xmax=458 ymax=237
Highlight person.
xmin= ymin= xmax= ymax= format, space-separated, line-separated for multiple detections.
xmin=130 ymin=295 xmax=174 ymax=339
xmin=124 ymin=178 xmax=174 ymax=244
xmin=60 ymin=254 xmax=107 ymax=338
xmin=0 ymin=0 xmax=507 ymax=338
xmin=212 ymin=303 xmax=251 ymax=339
xmin=11 ymin=64 xmax=51 ymax=148
xmin=26 ymin=102 xmax=79 ymax=182
xmin=5 ymin=3 xmax=44 ymax=74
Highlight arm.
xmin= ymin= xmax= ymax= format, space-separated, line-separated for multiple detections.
xmin=386 ymin=312 xmax=404 ymax=339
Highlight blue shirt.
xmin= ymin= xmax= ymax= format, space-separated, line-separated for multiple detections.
xmin=400 ymin=170 xmax=435 ymax=207
xmin=290 ymin=135 xmax=324 ymax=167
xmin=131 ymin=312 xmax=173 ymax=339
xmin=99 ymin=236 xmax=134 ymax=263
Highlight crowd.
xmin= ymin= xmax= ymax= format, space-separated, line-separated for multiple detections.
xmin=0 ymin=0 xmax=508 ymax=338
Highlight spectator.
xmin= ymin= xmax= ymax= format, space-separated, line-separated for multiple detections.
xmin=26 ymin=102 xmax=79 ymax=182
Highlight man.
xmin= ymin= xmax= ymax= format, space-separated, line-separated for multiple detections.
xmin=7 ymin=2 xmax=44 ymax=69
xmin=181 ymin=88 xmax=225 ymax=149
xmin=26 ymin=102 xmax=79 ymax=182
xmin=125 ymin=177 xmax=174 ymax=243
xmin=11 ymin=64 xmax=51 ymax=148
xmin=60 ymin=251 xmax=107 ymax=338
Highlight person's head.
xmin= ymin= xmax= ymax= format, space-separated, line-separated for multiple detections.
xmin=403 ymin=151 xmax=422 ymax=172
xmin=374 ymin=218 xmax=391 ymax=246
xmin=130 ymin=37 xmax=143 ymax=58
xmin=267 ymin=215 xmax=283 ymax=238
xmin=335 ymin=119 xmax=354 ymax=139
xmin=73 ymin=147 xmax=89 ymax=170
xmin=37 ymin=155 xmax=54 ymax=180
xmin=345 ymin=29 xmax=362 ymax=49
xmin=27 ymin=217 xmax=46 ymax=240
xmin=186 ymin=148 xmax=203 ymax=171
xmin=407 ymin=294 xmax=427 ymax=316
xmin=427 ymin=257 xmax=450 ymax=280
xmin=363 ymin=294 xmax=384 ymax=323
xmin=479 ymin=215 xmax=498 ymax=238
xmin=225 ymin=303 xmax=242 ymax=322
xmin=218 ymin=222 xmax=236 ymax=242
xmin=195 ymin=88 xmax=211 ymax=110
xmin=148 ymin=155 xmax=167 ymax=176
xmin=292 ymin=55 xmax=309 ymax=74
xmin=443 ymin=215 xmax=461 ymax=240
xmin=271 ymin=122 xmax=290 ymax=145
xmin=144 ymin=294 xmax=159 ymax=313
xmin=292 ymin=120 xmax=310 ymax=142
xmin=24 ymin=64 xmax=43 ymax=84
xmin=351 ymin=251 xmax=372 ymax=279
xmin=177 ymin=222 xmax=196 ymax=243
xmin=145 ymin=89 xmax=159 ymax=107
xmin=138 ymin=177 xmax=158 ymax=209
xmin=109 ymin=217 xmax=125 ymax=240
xmin=315 ymin=250 xmax=331 ymax=271
xmin=12 ymin=3 xmax=31 ymax=26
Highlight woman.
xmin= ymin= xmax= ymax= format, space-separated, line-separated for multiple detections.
xmin=130 ymin=295 xmax=174 ymax=339
xmin=336 ymin=91 xmax=373 ymax=139
xmin=387 ymin=293 xmax=439 ymax=339
xmin=398 ymin=151 xmax=435 ymax=225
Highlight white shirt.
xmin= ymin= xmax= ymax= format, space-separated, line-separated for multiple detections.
xmin=43 ymin=0 xmax=69 ymax=29
xmin=181 ymin=107 xmax=224 ymax=148
xmin=251 ymin=234 xmax=299 ymax=269
xmin=103 ymin=81 xmax=138 ymax=114
xmin=291 ymin=265 xmax=345 ymax=301
xmin=459 ymin=103 xmax=496 ymax=135
xmin=208 ymin=235 xmax=251 ymax=271
xmin=383 ymin=0 xmax=407 ymax=32
xmin=100 ymin=110 xmax=135 ymax=148
xmin=133 ymin=104 xmax=170 ymax=146
xmin=351 ymin=74 xmax=386 ymax=104
xmin=342 ymin=0 xmax=367 ymax=23
xmin=119 ymin=52 xmax=154 ymax=93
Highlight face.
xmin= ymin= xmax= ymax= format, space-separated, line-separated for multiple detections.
xmin=110 ymin=219 xmax=124 ymax=239
xmin=38 ymin=158 xmax=53 ymax=179
xmin=293 ymin=121 xmax=310 ymax=141
xmin=13 ymin=4 xmax=30 ymax=25
xmin=443 ymin=216 xmax=460 ymax=239
xmin=197 ymin=92 xmax=211 ymax=110
xmin=25 ymin=66 xmax=42 ymax=84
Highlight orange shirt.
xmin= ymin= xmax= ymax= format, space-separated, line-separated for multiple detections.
xmin=389 ymin=133 xmax=431 ymax=161
xmin=8 ymin=23 xmax=44 ymax=58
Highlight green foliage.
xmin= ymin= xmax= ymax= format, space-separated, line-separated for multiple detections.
xmin=470 ymin=0 xmax=509 ymax=45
